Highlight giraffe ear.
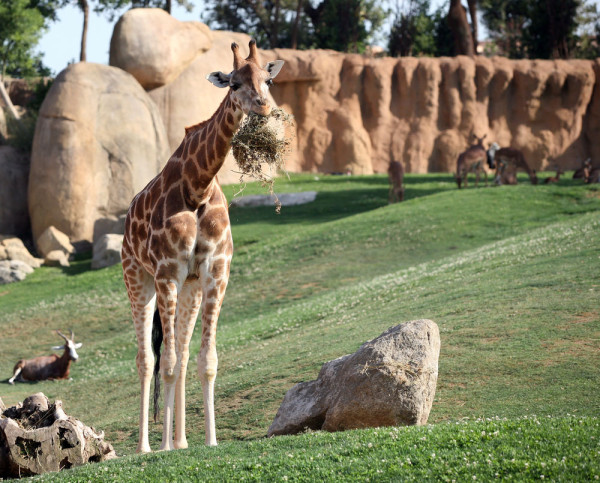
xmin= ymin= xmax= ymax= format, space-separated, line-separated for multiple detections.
xmin=265 ymin=60 xmax=284 ymax=79
xmin=207 ymin=71 xmax=232 ymax=88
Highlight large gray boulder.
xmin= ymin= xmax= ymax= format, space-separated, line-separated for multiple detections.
xmin=109 ymin=8 xmax=212 ymax=89
xmin=91 ymin=234 xmax=123 ymax=270
xmin=0 ymin=146 xmax=30 ymax=237
xmin=28 ymin=62 xmax=170 ymax=247
xmin=268 ymin=319 xmax=440 ymax=436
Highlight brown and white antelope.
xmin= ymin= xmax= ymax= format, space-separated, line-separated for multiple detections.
xmin=387 ymin=160 xmax=405 ymax=202
xmin=455 ymin=134 xmax=494 ymax=189
xmin=573 ymin=158 xmax=592 ymax=180
xmin=8 ymin=330 xmax=82 ymax=384
xmin=585 ymin=163 xmax=599 ymax=184
xmin=489 ymin=143 xmax=538 ymax=185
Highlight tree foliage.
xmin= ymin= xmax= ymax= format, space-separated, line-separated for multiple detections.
xmin=204 ymin=0 xmax=384 ymax=52
xmin=305 ymin=0 xmax=385 ymax=53
xmin=0 ymin=0 xmax=54 ymax=79
xmin=479 ymin=0 xmax=595 ymax=59
xmin=388 ymin=1 xmax=454 ymax=57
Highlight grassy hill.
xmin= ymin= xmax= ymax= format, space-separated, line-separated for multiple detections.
xmin=1 ymin=172 xmax=599 ymax=481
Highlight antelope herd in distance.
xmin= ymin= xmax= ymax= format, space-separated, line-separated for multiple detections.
xmin=388 ymin=134 xmax=598 ymax=203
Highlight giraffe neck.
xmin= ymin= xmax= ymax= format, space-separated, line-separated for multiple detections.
xmin=179 ymin=92 xmax=244 ymax=206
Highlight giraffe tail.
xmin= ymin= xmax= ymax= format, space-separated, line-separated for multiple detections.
xmin=152 ymin=309 xmax=163 ymax=423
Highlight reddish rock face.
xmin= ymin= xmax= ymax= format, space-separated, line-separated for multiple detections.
xmin=260 ymin=51 xmax=596 ymax=176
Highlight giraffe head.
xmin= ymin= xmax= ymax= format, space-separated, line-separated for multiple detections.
xmin=207 ymin=40 xmax=284 ymax=117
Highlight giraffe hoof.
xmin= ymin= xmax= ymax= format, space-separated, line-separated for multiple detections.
xmin=136 ymin=444 xmax=152 ymax=454
xmin=174 ymin=439 xmax=188 ymax=450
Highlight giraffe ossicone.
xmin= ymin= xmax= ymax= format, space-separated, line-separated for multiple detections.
xmin=121 ymin=39 xmax=284 ymax=453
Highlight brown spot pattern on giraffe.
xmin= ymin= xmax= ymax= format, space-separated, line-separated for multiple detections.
xmin=156 ymin=262 xmax=179 ymax=281
xmin=199 ymin=212 xmax=227 ymax=239
xmin=189 ymin=132 xmax=199 ymax=155
xmin=162 ymin=161 xmax=181 ymax=188
xmin=164 ymin=186 xmax=185 ymax=218
xmin=150 ymin=232 xmax=177 ymax=260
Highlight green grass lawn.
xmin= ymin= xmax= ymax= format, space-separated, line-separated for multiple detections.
xmin=1 ymin=172 xmax=599 ymax=481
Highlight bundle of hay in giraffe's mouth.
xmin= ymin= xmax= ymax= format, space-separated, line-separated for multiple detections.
xmin=231 ymin=108 xmax=294 ymax=210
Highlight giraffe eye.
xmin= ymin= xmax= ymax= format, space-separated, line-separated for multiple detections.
xmin=230 ymin=83 xmax=240 ymax=91
xmin=266 ymin=78 xmax=273 ymax=87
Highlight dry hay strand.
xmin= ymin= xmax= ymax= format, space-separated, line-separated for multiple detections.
xmin=231 ymin=107 xmax=294 ymax=213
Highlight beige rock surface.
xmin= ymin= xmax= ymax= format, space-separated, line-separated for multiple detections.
xmin=28 ymin=62 xmax=169 ymax=245
xmin=268 ymin=319 xmax=440 ymax=436
xmin=36 ymin=226 xmax=74 ymax=258
xmin=0 ymin=236 xmax=41 ymax=268
xmin=260 ymin=51 xmax=596 ymax=175
xmin=110 ymin=8 xmax=212 ymax=90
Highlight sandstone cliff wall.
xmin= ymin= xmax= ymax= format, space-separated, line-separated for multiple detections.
xmin=261 ymin=50 xmax=597 ymax=174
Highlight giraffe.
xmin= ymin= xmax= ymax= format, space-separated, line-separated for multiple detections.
xmin=121 ymin=40 xmax=284 ymax=453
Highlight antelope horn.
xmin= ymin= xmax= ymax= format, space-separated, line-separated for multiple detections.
xmin=246 ymin=39 xmax=260 ymax=64
xmin=231 ymin=42 xmax=243 ymax=70
xmin=56 ymin=330 xmax=68 ymax=342
xmin=70 ymin=329 xmax=74 ymax=340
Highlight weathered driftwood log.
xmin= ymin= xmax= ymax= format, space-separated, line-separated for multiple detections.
xmin=0 ymin=393 xmax=116 ymax=478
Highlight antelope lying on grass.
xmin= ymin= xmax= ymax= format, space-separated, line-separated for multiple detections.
xmin=543 ymin=167 xmax=565 ymax=184
xmin=489 ymin=143 xmax=538 ymax=185
xmin=387 ymin=160 xmax=405 ymax=202
xmin=8 ymin=330 xmax=82 ymax=384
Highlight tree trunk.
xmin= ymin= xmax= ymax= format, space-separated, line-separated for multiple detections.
xmin=79 ymin=0 xmax=89 ymax=62
xmin=448 ymin=0 xmax=474 ymax=56
xmin=0 ymin=81 xmax=20 ymax=121
xmin=291 ymin=0 xmax=304 ymax=49
xmin=271 ymin=0 xmax=281 ymax=49
xmin=164 ymin=0 xmax=171 ymax=14
xmin=467 ymin=0 xmax=478 ymax=54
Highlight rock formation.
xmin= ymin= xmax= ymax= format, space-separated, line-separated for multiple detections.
xmin=268 ymin=319 xmax=440 ymax=436
xmin=28 ymin=62 xmax=170 ymax=246
xmin=91 ymin=233 xmax=123 ymax=269
xmin=109 ymin=8 xmax=213 ymax=90
xmin=36 ymin=226 xmax=74 ymax=259
xmin=261 ymin=50 xmax=596 ymax=175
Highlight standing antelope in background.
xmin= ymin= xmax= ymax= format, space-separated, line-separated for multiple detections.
xmin=455 ymin=134 xmax=494 ymax=189
xmin=489 ymin=143 xmax=538 ymax=185
xmin=573 ymin=158 xmax=592 ymax=179
xmin=8 ymin=330 xmax=82 ymax=384
xmin=387 ymin=160 xmax=405 ymax=202
xmin=121 ymin=40 xmax=284 ymax=453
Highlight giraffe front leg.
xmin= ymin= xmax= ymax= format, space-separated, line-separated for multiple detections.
xmin=155 ymin=278 xmax=181 ymax=452
xmin=173 ymin=279 xmax=202 ymax=450
xmin=197 ymin=274 xmax=229 ymax=447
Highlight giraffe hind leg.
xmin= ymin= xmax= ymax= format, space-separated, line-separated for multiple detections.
xmin=123 ymin=258 xmax=156 ymax=454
